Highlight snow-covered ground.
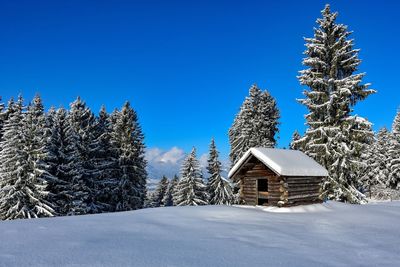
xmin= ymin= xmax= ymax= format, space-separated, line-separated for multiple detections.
xmin=1 ymin=202 xmax=400 ymax=267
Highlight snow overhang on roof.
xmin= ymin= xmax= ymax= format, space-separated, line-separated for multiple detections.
xmin=228 ymin=148 xmax=329 ymax=179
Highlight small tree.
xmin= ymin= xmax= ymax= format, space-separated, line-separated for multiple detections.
xmin=359 ymin=128 xmax=391 ymax=196
xmin=207 ymin=139 xmax=232 ymax=205
xmin=150 ymin=176 xmax=169 ymax=207
xmin=163 ymin=175 xmax=179 ymax=206
xmin=290 ymin=130 xmax=301 ymax=150
xmin=174 ymin=148 xmax=208 ymax=206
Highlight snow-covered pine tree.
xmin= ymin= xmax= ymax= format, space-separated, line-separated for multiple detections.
xmin=392 ymin=109 xmax=400 ymax=138
xmin=389 ymin=112 xmax=400 ymax=189
xmin=359 ymin=128 xmax=391 ymax=195
xmin=89 ymin=106 xmax=117 ymax=212
xmin=174 ymin=148 xmax=208 ymax=206
xmin=295 ymin=4 xmax=375 ymax=203
xmin=150 ymin=176 xmax=169 ymax=207
xmin=130 ymin=104 xmax=147 ymax=209
xmin=44 ymin=107 xmax=74 ymax=215
xmin=64 ymin=97 xmax=97 ymax=215
xmin=110 ymin=102 xmax=147 ymax=211
xmin=207 ymin=139 xmax=232 ymax=205
xmin=289 ymin=130 xmax=301 ymax=150
xmin=229 ymin=84 xmax=280 ymax=166
xmin=162 ymin=175 xmax=179 ymax=206
xmin=0 ymin=96 xmax=5 ymax=148
xmin=0 ymin=95 xmax=55 ymax=219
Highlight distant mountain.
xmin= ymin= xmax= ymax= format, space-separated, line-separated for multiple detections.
xmin=145 ymin=147 xmax=229 ymax=191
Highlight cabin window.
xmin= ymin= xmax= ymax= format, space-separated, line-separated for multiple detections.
xmin=257 ymin=179 xmax=269 ymax=205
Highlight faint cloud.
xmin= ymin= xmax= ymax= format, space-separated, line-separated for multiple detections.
xmin=146 ymin=147 xmax=186 ymax=179
xmin=146 ymin=147 xmax=229 ymax=182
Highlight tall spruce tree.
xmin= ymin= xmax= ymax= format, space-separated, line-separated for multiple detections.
xmin=389 ymin=112 xmax=400 ymax=189
xmin=110 ymin=102 xmax=147 ymax=211
xmin=162 ymin=175 xmax=179 ymax=206
xmin=44 ymin=107 xmax=74 ymax=215
xmin=207 ymin=139 xmax=232 ymax=205
xmin=175 ymin=148 xmax=208 ymax=206
xmin=229 ymin=84 xmax=280 ymax=166
xmin=64 ymin=97 xmax=97 ymax=215
xmin=89 ymin=106 xmax=117 ymax=212
xmin=0 ymin=97 xmax=5 ymax=149
xmin=295 ymin=5 xmax=375 ymax=203
xmin=0 ymin=96 xmax=55 ymax=219
xmin=392 ymin=109 xmax=400 ymax=138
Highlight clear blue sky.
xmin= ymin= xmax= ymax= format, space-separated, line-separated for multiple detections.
xmin=0 ymin=0 xmax=399 ymax=160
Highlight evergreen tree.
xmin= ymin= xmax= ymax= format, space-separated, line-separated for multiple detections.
xmin=110 ymin=102 xmax=147 ymax=211
xmin=392 ymin=109 xmax=400 ymax=138
xmin=0 ymin=96 xmax=5 ymax=149
xmin=150 ymin=176 xmax=169 ymax=207
xmin=44 ymin=107 xmax=73 ymax=215
xmin=162 ymin=175 xmax=179 ymax=206
xmin=89 ymin=106 xmax=117 ymax=212
xmin=359 ymin=128 xmax=391 ymax=194
xmin=295 ymin=5 xmax=375 ymax=203
xmin=229 ymin=84 xmax=280 ymax=166
xmin=0 ymin=95 xmax=54 ymax=219
xmin=64 ymin=97 xmax=97 ymax=215
xmin=290 ymin=130 xmax=301 ymax=150
xmin=389 ymin=112 xmax=400 ymax=189
xmin=207 ymin=139 xmax=232 ymax=205
xmin=175 ymin=148 xmax=208 ymax=206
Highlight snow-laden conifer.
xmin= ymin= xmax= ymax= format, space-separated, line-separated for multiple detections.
xmin=290 ymin=130 xmax=301 ymax=150
xmin=229 ymin=84 xmax=280 ymax=166
xmin=150 ymin=176 xmax=169 ymax=207
xmin=359 ymin=128 xmax=391 ymax=195
xmin=64 ymin=97 xmax=97 ymax=215
xmin=175 ymin=148 xmax=208 ymax=206
xmin=44 ymin=107 xmax=74 ymax=215
xmin=89 ymin=106 xmax=117 ymax=212
xmin=294 ymin=5 xmax=375 ymax=203
xmin=389 ymin=112 xmax=400 ymax=189
xmin=163 ymin=175 xmax=179 ymax=206
xmin=0 ymin=97 xmax=5 ymax=149
xmin=207 ymin=139 xmax=232 ymax=205
xmin=392 ymin=109 xmax=400 ymax=138
xmin=110 ymin=102 xmax=147 ymax=211
xmin=0 ymin=95 xmax=55 ymax=219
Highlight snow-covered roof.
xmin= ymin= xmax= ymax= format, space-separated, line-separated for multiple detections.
xmin=228 ymin=148 xmax=328 ymax=178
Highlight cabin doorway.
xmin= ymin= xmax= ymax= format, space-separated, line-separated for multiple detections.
xmin=257 ymin=178 xmax=269 ymax=205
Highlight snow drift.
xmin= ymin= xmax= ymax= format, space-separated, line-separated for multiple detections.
xmin=0 ymin=202 xmax=399 ymax=266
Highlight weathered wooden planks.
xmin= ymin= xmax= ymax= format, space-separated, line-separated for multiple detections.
xmin=238 ymin=157 xmax=323 ymax=207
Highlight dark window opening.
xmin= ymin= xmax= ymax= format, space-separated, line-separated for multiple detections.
xmin=258 ymin=179 xmax=268 ymax=192
xmin=257 ymin=179 xmax=269 ymax=205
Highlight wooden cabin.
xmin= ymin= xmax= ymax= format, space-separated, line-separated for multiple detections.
xmin=228 ymin=148 xmax=328 ymax=207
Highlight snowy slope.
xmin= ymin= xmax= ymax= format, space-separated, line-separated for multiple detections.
xmin=1 ymin=202 xmax=400 ymax=266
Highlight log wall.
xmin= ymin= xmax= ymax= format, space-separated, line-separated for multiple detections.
xmin=240 ymin=163 xmax=278 ymax=205
xmin=284 ymin=176 xmax=323 ymax=206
